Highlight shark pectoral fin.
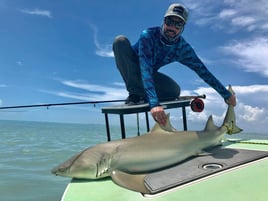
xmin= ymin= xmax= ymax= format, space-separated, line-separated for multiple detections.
xmin=111 ymin=170 xmax=150 ymax=194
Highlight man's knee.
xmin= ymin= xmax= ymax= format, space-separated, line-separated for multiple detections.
xmin=113 ymin=35 xmax=130 ymax=51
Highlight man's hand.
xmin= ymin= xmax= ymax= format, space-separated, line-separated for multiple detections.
xmin=225 ymin=94 xmax=236 ymax=106
xmin=150 ymin=106 xmax=167 ymax=126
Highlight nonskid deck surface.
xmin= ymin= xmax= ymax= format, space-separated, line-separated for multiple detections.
xmin=144 ymin=146 xmax=268 ymax=194
xmin=61 ymin=140 xmax=268 ymax=201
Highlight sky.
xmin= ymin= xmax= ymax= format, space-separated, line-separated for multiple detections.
xmin=0 ymin=0 xmax=267 ymax=134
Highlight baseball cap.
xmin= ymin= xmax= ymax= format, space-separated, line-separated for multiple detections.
xmin=164 ymin=3 xmax=188 ymax=23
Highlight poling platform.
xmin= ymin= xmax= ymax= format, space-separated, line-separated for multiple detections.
xmin=101 ymin=99 xmax=197 ymax=141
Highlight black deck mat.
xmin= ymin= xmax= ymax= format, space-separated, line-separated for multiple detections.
xmin=144 ymin=146 xmax=268 ymax=194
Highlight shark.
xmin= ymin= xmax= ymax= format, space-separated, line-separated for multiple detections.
xmin=51 ymin=86 xmax=242 ymax=193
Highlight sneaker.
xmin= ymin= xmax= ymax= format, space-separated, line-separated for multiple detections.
xmin=125 ymin=94 xmax=147 ymax=105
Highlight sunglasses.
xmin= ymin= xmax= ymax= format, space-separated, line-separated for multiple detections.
xmin=164 ymin=17 xmax=185 ymax=29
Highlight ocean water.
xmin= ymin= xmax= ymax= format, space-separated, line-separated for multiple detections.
xmin=0 ymin=120 xmax=141 ymax=201
xmin=0 ymin=120 xmax=267 ymax=201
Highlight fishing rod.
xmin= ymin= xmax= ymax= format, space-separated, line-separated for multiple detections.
xmin=0 ymin=94 xmax=206 ymax=110
xmin=0 ymin=99 xmax=125 ymax=110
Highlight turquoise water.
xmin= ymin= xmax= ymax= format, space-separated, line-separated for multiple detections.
xmin=0 ymin=120 xmax=141 ymax=201
xmin=0 ymin=120 xmax=267 ymax=201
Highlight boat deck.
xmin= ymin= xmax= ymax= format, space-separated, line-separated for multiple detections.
xmin=61 ymin=139 xmax=268 ymax=201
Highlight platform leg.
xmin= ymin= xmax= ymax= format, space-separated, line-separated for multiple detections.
xmin=104 ymin=113 xmax=111 ymax=141
xmin=182 ymin=106 xmax=188 ymax=131
xmin=145 ymin=112 xmax=150 ymax=132
xmin=136 ymin=113 xmax=140 ymax=136
xmin=119 ymin=114 xmax=126 ymax=139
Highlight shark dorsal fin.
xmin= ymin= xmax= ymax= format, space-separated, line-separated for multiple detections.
xmin=150 ymin=123 xmax=162 ymax=133
xmin=204 ymin=115 xmax=218 ymax=131
xmin=150 ymin=113 xmax=176 ymax=133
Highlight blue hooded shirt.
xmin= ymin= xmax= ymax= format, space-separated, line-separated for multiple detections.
xmin=132 ymin=26 xmax=231 ymax=109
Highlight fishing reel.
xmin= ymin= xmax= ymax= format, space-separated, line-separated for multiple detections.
xmin=190 ymin=95 xmax=205 ymax=112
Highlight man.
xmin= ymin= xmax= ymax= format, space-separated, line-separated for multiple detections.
xmin=113 ymin=3 xmax=236 ymax=125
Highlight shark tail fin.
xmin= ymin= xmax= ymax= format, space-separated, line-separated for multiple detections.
xmin=222 ymin=85 xmax=243 ymax=135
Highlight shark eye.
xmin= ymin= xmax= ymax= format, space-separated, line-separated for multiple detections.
xmin=58 ymin=167 xmax=66 ymax=172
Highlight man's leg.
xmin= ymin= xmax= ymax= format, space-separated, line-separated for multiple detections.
xmin=112 ymin=35 xmax=145 ymax=98
xmin=153 ymin=72 xmax=181 ymax=101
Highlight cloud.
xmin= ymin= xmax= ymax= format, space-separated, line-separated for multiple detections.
xmin=89 ymin=24 xmax=114 ymax=57
xmin=0 ymin=84 xmax=7 ymax=87
xmin=218 ymin=9 xmax=237 ymax=18
xmin=236 ymin=103 xmax=268 ymax=133
xmin=0 ymin=83 xmax=6 ymax=105
xmin=19 ymin=8 xmax=53 ymax=18
xmin=179 ymin=85 xmax=268 ymax=133
xmin=234 ymin=85 xmax=268 ymax=94
xmin=185 ymin=0 xmax=268 ymax=32
xmin=231 ymin=16 xmax=256 ymax=27
xmin=16 ymin=61 xmax=23 ymax=66
xmin=41 ymin=80 xmax=127 ymax=101
xmin=221 ymin=37 xmax=268 ymax=77
xmin=238 ymin=103 xmax=266 ymax=122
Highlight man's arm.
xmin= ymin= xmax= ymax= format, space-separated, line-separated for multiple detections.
xmin=178 ymin=44 xmax=233 ymax=102
xmin=138 ymin=30 xmax=160 ymax=109
xmin=138 ymin=30 xmax=169 ymax=125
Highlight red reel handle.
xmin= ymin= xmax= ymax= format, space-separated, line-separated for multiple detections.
xmin=190 ymin=98 xmax=204 ymax=112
